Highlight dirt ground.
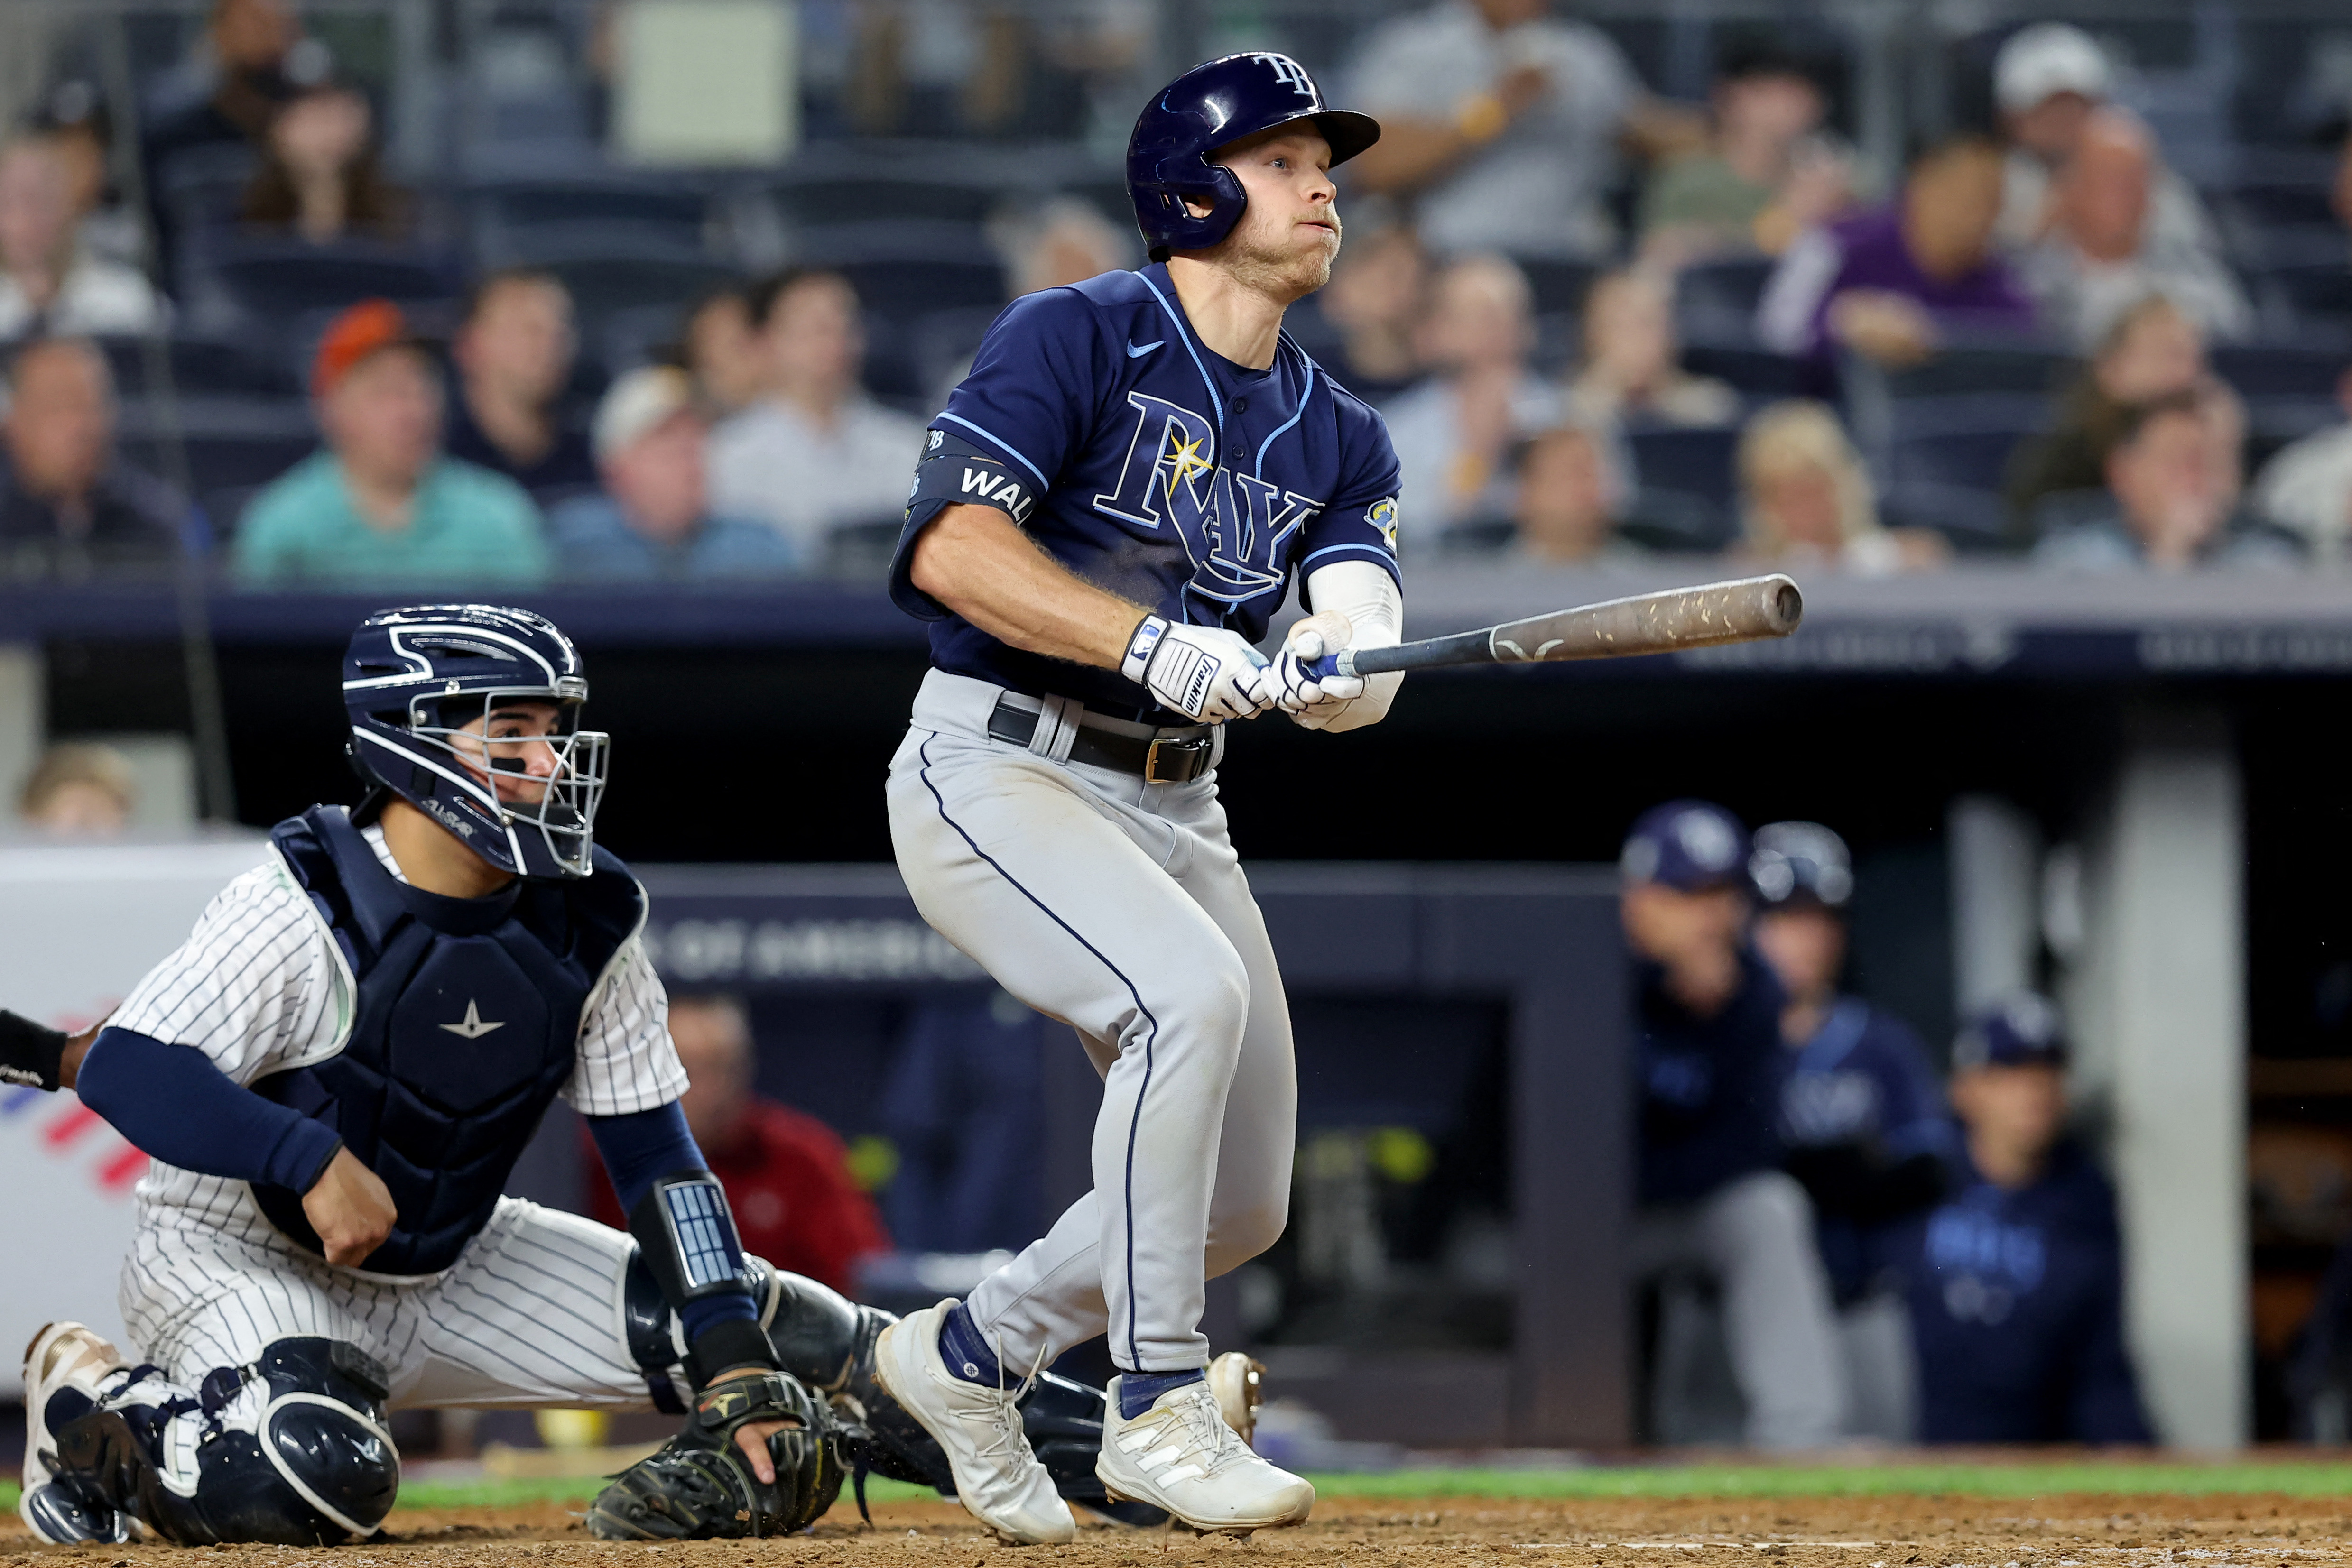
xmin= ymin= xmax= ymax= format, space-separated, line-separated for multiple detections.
xmin=3 ymin=1493 xmax=2347 ymax=1567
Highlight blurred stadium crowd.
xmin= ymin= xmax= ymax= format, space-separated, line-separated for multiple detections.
xmin=4 ymin=0 xmax=2352 ymax=585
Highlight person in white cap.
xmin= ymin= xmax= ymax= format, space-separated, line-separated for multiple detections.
xmin=1991 ymin=21 xmax=2220 ymax=264
xmin=546 ymin=366 xmax=800 ymax=581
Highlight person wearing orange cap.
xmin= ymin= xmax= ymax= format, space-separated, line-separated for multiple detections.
xmin=231 ymin=299 xmax=549 ymax=588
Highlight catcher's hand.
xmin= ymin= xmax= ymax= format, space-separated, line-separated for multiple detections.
xmin=587 ymin=1371 xmax=843 ymax=1540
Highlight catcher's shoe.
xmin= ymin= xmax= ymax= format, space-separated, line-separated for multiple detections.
xmin=1206 ymin=1352 xmax=1266 ymax=1447
xmin=19 ymin=1321 xmax=135 ymax=1545
xmin=870 ymin=1300 xmax=1074 ymax=1545
xmin=1096 ymin=1374 xmax=1314 ymax=1535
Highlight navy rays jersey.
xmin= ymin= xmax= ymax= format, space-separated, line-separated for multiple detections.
xmin=890 ymin=262 xmax=1403 ymax=723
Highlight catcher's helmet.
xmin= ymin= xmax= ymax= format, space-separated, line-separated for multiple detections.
xmin=343 ymin=604 xmax=609 ymax=879
xmin=1127 ymin=52 xmax=1380 ymax=263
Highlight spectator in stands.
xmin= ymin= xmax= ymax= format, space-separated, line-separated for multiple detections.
xmin=682 ymin=285 xmax=766 ymax=418
xmin=2007 ymin=293 xmax=2207 ymax=529
xmin=1756 ymin=132 xmax=2032 ymax=368
xmin=0 ymin=137 xmax=165 ymax=341
xmin=1749 ymin=821 xmax=1956 ymax=1442
xmin=2252 ymin=363 xmax=2352 ymax=560
xmin=1563 ymin=268 xmax=1739 ymax=430
xmin=1383 ymin=254 xmax=1556 ymax=552
xmin=590 ymin=995 xmax=889 ymax=1296
xmin=2030 ymin=392 xmax=2295 ymax=571
xmin=707 ymin=268 xmax=928 ymax=563
xmin=1639 ymin=41 xmax=1853 ymax=264
xmin=1307 ymin=222 xmax=1428 ymax=405
xmin=34 ymin=85 xmax=141 ymax=270
xmin=1345 ymin=0 xmax=1702 ymax=262
xmin=0 ymin=338 xmax=187 ymax=580
xmin=1509 ymin=422 xmax=1638 ymax=564
xmin=2016 ymin=110 xmax=2251 ymax=350
xmin=17 ymin=742 xmax=135 ymax=837
xmin=998 ymin=196 xmax=1135 ymax=296
xmin=1736 ymin=400 xmax=1945 ymax=573
xmin=241 ymin=78 xmax=410 ymax=244
xmin=1907 ymin=995 xmax=2152 ymax=1444
xmin=443 ymin=269 xmax=596 ymax=505
xmin=1991 ymin=24 xmax=2229 ymax=269
xmin=1622 ymin=800 xmax=1847 ymax=1449
xmin=548 ymin=366 xmax=798 ymax=581
xmin=233 ymin=299 xmax=549 ymax=587
xmin=142 ymin=0 xmax=301 ymax=176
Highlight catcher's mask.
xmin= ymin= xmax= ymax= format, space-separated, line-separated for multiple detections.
xmin=343 ymin=604 xmax=610 ymax=879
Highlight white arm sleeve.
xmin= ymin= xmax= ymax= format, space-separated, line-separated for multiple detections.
xmin=1302 ymin=558 xmax=1405 ymax=732
xmin=563 ymin=937 xmax=689 ymax=1115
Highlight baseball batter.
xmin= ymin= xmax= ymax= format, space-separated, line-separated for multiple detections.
xmin=873 ymin=53 xmax=1405 ymax=1542
xmin=0 ymin=604 xmax=1148 ymax=1547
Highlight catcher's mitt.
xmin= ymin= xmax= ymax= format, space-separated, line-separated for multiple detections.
xmin=587 ymin=1372 xmax=843 ymax=1540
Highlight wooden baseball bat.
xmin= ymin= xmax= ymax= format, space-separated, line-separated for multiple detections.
xmin=1307 ymin=573 xmax=1804 ymax=678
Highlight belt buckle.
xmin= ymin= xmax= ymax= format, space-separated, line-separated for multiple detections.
xmin=1144 ymin=733 xmax=1211 ymax=784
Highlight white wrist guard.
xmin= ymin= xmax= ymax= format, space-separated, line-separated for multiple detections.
xmin=1121 ymin=614 xmax=1170 ymax=685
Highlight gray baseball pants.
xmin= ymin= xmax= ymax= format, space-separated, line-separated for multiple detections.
xmin=1630 ymin=1169 xmax=1849 ymax=1448
xmin=887 ymin=669 xmax=1296 ymax=1374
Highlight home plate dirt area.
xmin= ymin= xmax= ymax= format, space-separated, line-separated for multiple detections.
xmin=4 ymin=1493 xmax=2347 ymax=1567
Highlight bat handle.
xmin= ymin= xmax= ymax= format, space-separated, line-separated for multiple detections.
xmin=1303 ymin=649 xmax=1358 ymax=682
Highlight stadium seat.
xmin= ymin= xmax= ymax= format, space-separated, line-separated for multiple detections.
xmin=466 ymin=174 xmax=715 ymax=260
xmin=2259 ymin=261 xmax=2352 ymax=331
xmin=1882 ymin=479 xmax=2012 ymax=551
xmin=1517 ymin=259 xmax=1599 ymax=318
xmin=1676 ymin=258 xmax=1778 ymax=341
xmin=1625 ymin=424 xmax=1740 ymax=522
xmin=114 ymin=397 xmax=319 ymax=506
xmin=1881 ymin=341 xmax=2073 ymax=400
xmin=2213 ymin=342 xmax=2348 ymax=399
xmin=182 ymin=238 xmax=463 ymax=327
xmin=1680 ymin=341 xmax=1813 ymax=401
xmin=1883 ymin=395 xmax=2048 ymax=498
xmin=1620 ymin=487 xmax=1733 ymax=553
xmin=489 ymin=232 xmax=735 ymax=336
xmin=788 ymin=224 xmax=1009 ymax=329
xmin=93 ymin=334 xmax=297 ymax=399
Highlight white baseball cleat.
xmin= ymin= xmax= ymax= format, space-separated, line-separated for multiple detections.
xmin=1096 ymin=1374 xmax=1315 ymax=1534
xmin=19 ymin=1321 xmax=135 ymax=1545
xmin=1206 ymin=1351 xmax=1266 ymax=1447
xmin=870 ymin=1299 xmax=1075 ymax=1545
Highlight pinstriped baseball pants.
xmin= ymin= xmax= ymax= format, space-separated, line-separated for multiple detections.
xmin=887 ymin=669 xmax=1298 ymax=1375
xmin=120 ymin=1199 xmax=652 ymax=1409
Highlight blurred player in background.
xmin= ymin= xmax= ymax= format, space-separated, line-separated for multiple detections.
xmin=1907 ymin=994 xmax=2152 ymax=1443
xmin=1620 ymin=801 xmax=1846 ymax=1448
xmin=1749 ymin=821 xmax=1957 ymax=1441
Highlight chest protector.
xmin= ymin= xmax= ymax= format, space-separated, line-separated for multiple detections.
xmin=249 ymin=805 xmax=644 ymax=1275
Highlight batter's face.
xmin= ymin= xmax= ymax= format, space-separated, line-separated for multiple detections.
xmin=1203 ymin=128 xmax=1342 ymax=298
xmin=448 ymin=699 xmax=564 ymax=808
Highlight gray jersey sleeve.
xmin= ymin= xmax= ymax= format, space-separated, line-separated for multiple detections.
xmin=564 ymin=937 xmax=688 ymax=1115
xmin=103 ymin=860 xmax=338 ymax=1086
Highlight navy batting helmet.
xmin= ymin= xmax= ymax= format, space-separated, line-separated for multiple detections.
xmin=342 ymin=604 xmax=610 ymax=879
xmin=1127 ymin=52 xmax=1380 ymax=263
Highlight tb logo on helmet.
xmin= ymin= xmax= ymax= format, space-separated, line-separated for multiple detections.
xmin=1254 ymin=52 xmax=1317 ymax=99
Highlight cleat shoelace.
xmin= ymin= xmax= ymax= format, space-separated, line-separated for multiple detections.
xmin=1123 ymin=1385 xmax=1249 ymax=1480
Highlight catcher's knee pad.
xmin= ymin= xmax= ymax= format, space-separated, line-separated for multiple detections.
xmin=56 ymin=1337 xmax=398 ymax=1547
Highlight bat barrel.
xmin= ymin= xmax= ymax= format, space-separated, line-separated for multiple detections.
xmin=1487 ymin=572 xmax=1804 ymax=663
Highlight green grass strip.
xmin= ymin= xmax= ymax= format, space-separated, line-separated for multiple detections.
xmin=14 ymin=1463 xmax=2350 ymax=1524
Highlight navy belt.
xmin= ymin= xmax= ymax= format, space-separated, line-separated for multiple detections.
xmin=985 ymin=696 xmax=1215 ymax=784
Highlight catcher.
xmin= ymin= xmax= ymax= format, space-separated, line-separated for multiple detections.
xmin=1 ymin=603 xmax=1243 ymax=1546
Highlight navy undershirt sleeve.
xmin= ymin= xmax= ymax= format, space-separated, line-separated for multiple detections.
xmin=77 ymin=1026 xmax=343 ymax=1193
xmin=586 ymin=1102 xmax=757 ymax=1341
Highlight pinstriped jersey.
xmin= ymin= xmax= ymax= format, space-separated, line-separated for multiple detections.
xmin=105 ymin=821 xmax=683 ymax=1257
xmin=889 ymin=261 xmax=1403 ymax=721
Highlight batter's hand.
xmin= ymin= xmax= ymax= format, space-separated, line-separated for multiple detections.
xmin=305 ymin=1147 xmax=397 ymax=1267
xmin=1271 ymin=611 xmax=1368 ymax=729
xmin=1142 ymin=623 xmax=1273 ymax=722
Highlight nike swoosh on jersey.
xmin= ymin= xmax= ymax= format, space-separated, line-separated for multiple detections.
xmin=1125 ymin=339 xmax=1166 ymax=359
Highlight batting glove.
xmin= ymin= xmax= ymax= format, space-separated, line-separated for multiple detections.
xmin=1269 ymin=611 xmax=1368 ymax=728
xmin=1126 ymin=616 xmax=1273 ymax=723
